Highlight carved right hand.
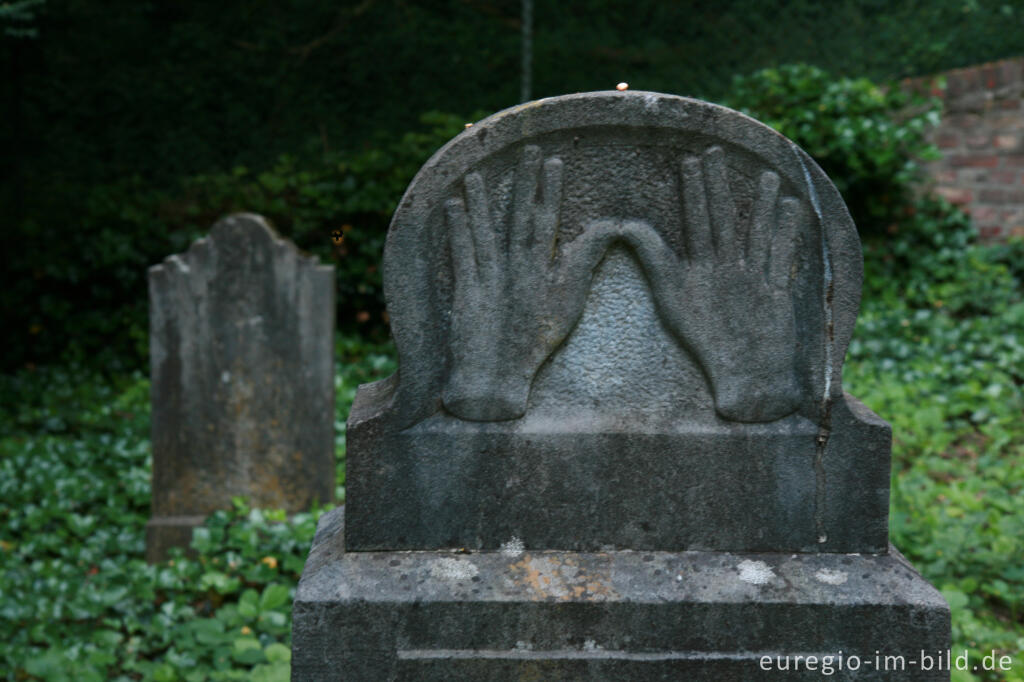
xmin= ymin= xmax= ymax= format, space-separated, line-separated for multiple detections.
xmin=617 ymin=147 xmax=804 ymax=422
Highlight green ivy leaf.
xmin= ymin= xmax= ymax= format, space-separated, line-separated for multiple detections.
xmin=238 ymin=589 xmax=260 ymax=619
xmin=232 ymin=637 xmax=265 ymax=665
xmin=259 ymin=584 xmax=290 ymax=612
xmin=264 ymin=642 xmax=291 ymax=664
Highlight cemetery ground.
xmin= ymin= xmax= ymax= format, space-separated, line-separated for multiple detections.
xmin=2 ymin=228 xmax=1023 ymax=681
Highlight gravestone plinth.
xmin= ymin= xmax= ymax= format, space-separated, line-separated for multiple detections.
xmin=292 ymin=92 xmax=949 ymax=680
xmin=147 ymin=214 xmax=335 ymax=562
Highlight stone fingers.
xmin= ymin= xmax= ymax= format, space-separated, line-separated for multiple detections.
xmin=701 ymin=146 xmax=738 ymax=259
xmin=445 ymin=197 xmax=477 ymax=290
xmin=512 ymin=145 xmax=544 ymax=252
xmin=749 ymin=169 xmax=804 ymax=292
xmin=535 ymin=157 xmax=564 ymax=262
xmin=749 ymin=171 xmax=780 ymax=265
xmin=680 ymin=155 xmax=713 ymax=260
xmin=561 ymin=220 xmax=621 ymax=281
xmin=770 ymin=197 xmax=802 ymax=292
xmin=464 ymin=172 xmax=499 ymax=284
xmin=563 ymin=219 xmax=675 ymax=279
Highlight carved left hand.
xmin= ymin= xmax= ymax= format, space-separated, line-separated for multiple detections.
xmin=443 ymin=145 xmax=623 ymax=421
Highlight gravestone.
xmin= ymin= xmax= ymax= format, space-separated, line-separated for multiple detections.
xmin=147 ymin=214 xmax=335 ymax=563
xmin=292 ymin=92 xmax=950 ymax=680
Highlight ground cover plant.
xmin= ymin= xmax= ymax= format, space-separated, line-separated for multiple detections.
xmin=0 ymin=340 xmax=395 ymax=681
xmin=846 ymin=208 xmax=1024 ymax=682
xmin=1 ymin=226 xmax=1021 ymax=681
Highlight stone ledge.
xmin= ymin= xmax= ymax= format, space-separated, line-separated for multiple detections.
xmin=291 ymin=507 xmax=950 ymax=681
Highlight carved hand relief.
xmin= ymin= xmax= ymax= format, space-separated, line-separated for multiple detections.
xmin=353 ymin=94 xmax=877 ymax=554
xmin=623 ymin=146 xmax=804 ymax=422
xmin=443 ymin=143 xmax=805 ymax=424
xmin=443 ymin=145 xmax=627 ymax=421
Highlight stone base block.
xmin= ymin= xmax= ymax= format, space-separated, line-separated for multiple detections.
xmin=346 ymin=393 xmax=893 ymax=554
xmin=145 ymin=515 xmax=207 ymax=563
xmin=292 ymin=508 xmax=950 ymax=681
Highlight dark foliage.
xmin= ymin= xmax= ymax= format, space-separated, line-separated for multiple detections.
xmin=3 ymin=0 xmax=1023 ymax=371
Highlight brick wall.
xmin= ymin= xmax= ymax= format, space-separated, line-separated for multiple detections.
xmin=910 ymin=57 xmax=1024 ymax=240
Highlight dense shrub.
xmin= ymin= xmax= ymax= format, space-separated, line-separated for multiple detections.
xmin=724 ymin=63 xmax=942 ymax=237
xmin=2 ymin=112 xmax=470 ymax=372
xmin=864 ymin=195 xmax=1024 ymax=314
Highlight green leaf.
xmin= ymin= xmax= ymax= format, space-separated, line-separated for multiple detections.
xmin=238 ymin=588 xmax=260 ymax=619
xmin=152 ymin=663 xmax=179 ymax=682
xmin=264 ymin=642 xmax=291 ymax=664
xmin=190 ymin=617 xmax=229 ymax=645
xmin=24 ymin=649 xmax=69 ymax=680
xmin=200 ymin=571 xmax=241 ymax=595
xmin=259 ymin=584 xmax=290 ymax=612
xmin=232 ymin=636 xmax=265 ymax=664
xmin=251 ymin=660 xmax=291 ymax=682
xmin=941 ymin=587 xmax=969 ymax=610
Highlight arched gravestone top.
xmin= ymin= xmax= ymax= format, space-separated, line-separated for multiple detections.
xmin=346 ymin=91 xmax=889 ymax=553
xmin=381 ymin=91 xmax=862 ymax=430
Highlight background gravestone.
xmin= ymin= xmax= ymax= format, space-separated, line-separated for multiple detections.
xmin=147 ymin=214 xmax=335 ymax=563
xmin=292 ymin=92 xmax=949 ymax=680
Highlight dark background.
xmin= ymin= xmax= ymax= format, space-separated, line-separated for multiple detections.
xmin=3 ymin=0 xmax=1023 ymax=371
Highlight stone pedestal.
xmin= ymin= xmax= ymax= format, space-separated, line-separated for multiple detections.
xmin=291 ymin=91 xmax=949 ymax=680
xmin=294 ymin=508 xmax=949 ymax=681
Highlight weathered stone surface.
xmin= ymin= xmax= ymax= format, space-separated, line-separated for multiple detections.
xmin=381 ymin=94 xmax=864 ymax=428
xmin=292 ymin=91 xmax=950 ymax=680
xmin=347 ymin=389 xmax=889 ymax=553
xmin=294 ymin=508 xmax=950 ymax=681
xmin=147 ymin=214 xmax=334 ymax=562
xmin=346 ymin=91 xmax=883 ymax=553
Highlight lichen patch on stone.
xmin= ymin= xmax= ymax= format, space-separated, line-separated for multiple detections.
xmin=737 ymin=559 xmax=775 ymax=585
xmin=500 ymin=536 xmax=525 ymax=557
xmin=814 ymin=568 xmax=849 ymax=585
xmin=429 ymin=557 xmax=479 ymax=581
